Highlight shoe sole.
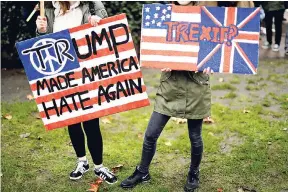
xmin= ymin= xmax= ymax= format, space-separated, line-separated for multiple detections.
xmin=262 ymin=47 xmax=270 ymax=50
xmin=95 ymin=174 xmax=118 ymax=185
xmin=272 ymin=49 xmax=279 ymax=52
xmin=120 ymin=178 xmax=151 ymax=189
xmin=69 ymin=169 xmax=89 ymax=181
xmin=184 ymin=186 xmax=199 ymax=192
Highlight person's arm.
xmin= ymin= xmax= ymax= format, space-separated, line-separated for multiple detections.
xmin=89 ymin=1 xmax=108 ymax=18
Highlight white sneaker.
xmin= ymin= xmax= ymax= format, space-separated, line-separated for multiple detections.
xmin=272 ymin=44 xmax=279 ymax=52
xmin=69 ymin=160 xmax=89 ymax=180
xmin=262 ymin=41 xmax=271 ymax=49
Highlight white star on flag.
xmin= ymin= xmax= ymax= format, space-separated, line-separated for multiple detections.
xmin=156 ymin=6 xmax=160 ymax=11
xmin=161 ymin=15 xmax=165 ymax=21
xmin=146 ymin=15 xmax=150 ymax=20
xmin=151 ymin=20 xmax=155 ymax=24
xmin=162 ymin=9 xmax=167 ymax=14
xmin=167 ymin=6 xmax=172 ymax=10
xmin=145 ymin=22 xmax=150 ymax=26
xmin=166 ymin=14 xmax=171 ymax=18
xmin=145 ymin=7 xmax=150 ymax=12
xmin=157 ymin=22 xmax=161 ymax=27
xmin=154 ymin=13 xmax=158 ymax=18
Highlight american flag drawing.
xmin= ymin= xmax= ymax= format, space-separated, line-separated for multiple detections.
xmin=140 ymin=4 xmax=260 ymax=74
xmin=141 ymin=4 xmax=200 ymax=71
xmin=16 ymin=14 xmax=150 ymax=130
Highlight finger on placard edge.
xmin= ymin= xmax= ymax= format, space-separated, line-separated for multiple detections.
xmin=161 ymin=68 xmax=168 ymax=72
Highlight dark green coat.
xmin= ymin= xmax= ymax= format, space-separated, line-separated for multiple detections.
xmin=154 ymin=71 xmax=211 ymax=119
xmin=261 ymin=2 xmax=285 ymax=12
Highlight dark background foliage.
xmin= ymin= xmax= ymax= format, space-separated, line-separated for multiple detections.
xmin=1 ymin=1 xmax=163 ymax=69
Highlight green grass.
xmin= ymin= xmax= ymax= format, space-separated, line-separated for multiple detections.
xmin=2 ymin=60 xmax=288 ymax=192
xmin=267 ymin=74 xmax=284 ymax=84
xmin=2 ymin=101 xmax=288 ymax=192
xmin=246 ymin=84 xmax=260 ymax=91
xmin=262 ymin=99 xmax=272 ymax=107
xmin=211 ymin=83 xmax=237 ymax=91
xmin=247 ymin=79 xmax=256 ymax=84
xmin=221 ymin=92 xmax=237 ymax=99
xmin=230 ymin=76 xmax=241 ymax=84
xmin=268 ymin=93 xmax=288 ymax=110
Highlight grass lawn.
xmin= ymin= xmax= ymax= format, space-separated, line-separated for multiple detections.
xmin=1 ymin=60 xmax=288 ymax=192
xmin=2 ymin=101 xmax=288 ymax=192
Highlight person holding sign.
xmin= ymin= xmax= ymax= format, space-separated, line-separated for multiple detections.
xmin=35 ymin=1 xmax=117 ymax=184
xmin=121 ymin=1 xmax=213 ymax=191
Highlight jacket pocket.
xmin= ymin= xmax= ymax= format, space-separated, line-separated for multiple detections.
xmin=160 ymin=71 xmax=172 ymax=82
xmin=188 ymin=72 xmax=209 ymax=85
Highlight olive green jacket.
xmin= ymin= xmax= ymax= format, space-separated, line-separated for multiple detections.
xmin=154 ymin=71 xmax=211 ymax=119
xmin=261 ymin=2 xmax=285 ymax=12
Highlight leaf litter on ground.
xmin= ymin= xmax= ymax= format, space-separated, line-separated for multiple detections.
xmin=31 ymin=112 xmax=41 ymax=119
xmin=237 ymin=186 xmax=257 ymax=192
xmin=87 ymin=164 xmax=123 ymax=192
xmin=111 ymin=164 xmax=123 ymax=173
xmin=26 ymin=94 xmax=34 ymax=100
xmin=3 ymin=114 xmax=12 ymax=120
xmin=101 ymin=118 xmax=111 ymax=124
xmin=165 ymin=141 xmax=172 ymax=146
xmin=20 ymin=133 xmax=30 ymax=138
xmin=243 ymin=109 xmax=251 ymax=113
xmin=203 ymin=116 xmax=215 ymax=124
xmin=171 ymin=117 xmax=187 ymax=124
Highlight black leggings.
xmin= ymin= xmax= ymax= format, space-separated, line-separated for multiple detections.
xmin=138 ymin=111 xmax=203 ymax=173
xmin=265 ymin=9 xmax=285 ymax=45
xmin=68 ymin=118 xmax=103 ymax=165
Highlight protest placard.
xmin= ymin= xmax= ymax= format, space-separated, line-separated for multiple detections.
xmin=16 ymin=14 xmax=150 ymax=130
xmin=140 ymin=4 xmax=260 ymax=74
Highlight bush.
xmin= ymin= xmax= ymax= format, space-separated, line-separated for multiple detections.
xmin=1 ymin=1 xmax=37 ymax=68
xmin=103 ymin=1 xmax=152 ymax=53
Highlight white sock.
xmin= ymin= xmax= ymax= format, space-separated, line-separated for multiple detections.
xmin=94 ymin=164 xmax=103 ymax=170
xmin=78 ymin=156 xmax=87 ymax=162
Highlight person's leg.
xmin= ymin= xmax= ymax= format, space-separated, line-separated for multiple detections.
xmin=187 ymin=119 xmax=203 ymax=172
xmin=274 ymin=9 xmax=285 ymax=45
xmin=285 ymin=25 xmax=288 ymax=56
xmin=121 ymin=111 xmax=170 ymax=188
xmin=82 ymin=118 xmax=117 ymax=184
xmin=68 ymin=123 xmax=89 ymax=180
xmin=82 ymin=118 xmax=103 ymax=166
xmin=184 ymin=119 xmax=203 ymax=191
xmin=138 ymin=111 xmax=171 ymax=173
xmin=264 ymin=11 xmax=273 ymax=45
xmin=68 ymin=123 xmax=86 ymax=159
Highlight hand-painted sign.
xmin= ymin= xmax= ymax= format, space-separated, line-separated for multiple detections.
xmin=140 ymin=4 xmax=260 ymax=74
xmin=16 ymin=14 xmax=150 ymax=130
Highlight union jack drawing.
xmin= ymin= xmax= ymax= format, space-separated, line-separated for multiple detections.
xmin=197 ymin=6 xmax=260 ymax=74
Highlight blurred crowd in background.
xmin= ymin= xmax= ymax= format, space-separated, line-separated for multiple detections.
xmin=1 ymin=1 xmax=288 ymax=69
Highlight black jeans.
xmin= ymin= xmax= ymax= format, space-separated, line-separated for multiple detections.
xmin=68 ymin=118 xmax=103 ymax=165
xmin=138 ymin=111 xmax=203 ymax=173
xmin=264 ymin=9 xmax=285 ymax=45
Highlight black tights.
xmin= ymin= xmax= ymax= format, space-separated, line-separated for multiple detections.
xmin=265 ymin=9 xmax=285 ymax=45
xmin=138 ymin=111 xmax=203 ymax=173
xmin=68 ymin=118 xmax=103 ymax=165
